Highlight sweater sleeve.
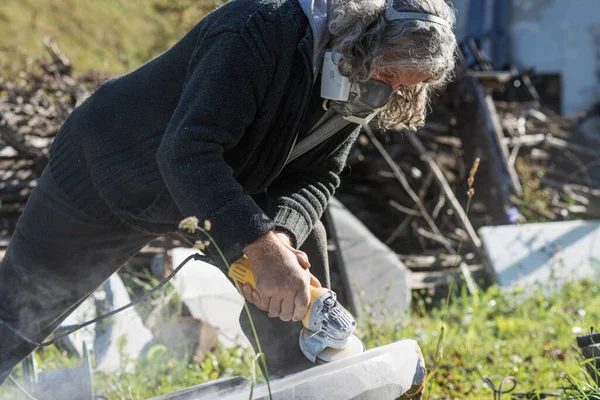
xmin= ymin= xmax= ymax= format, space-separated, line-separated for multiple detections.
xmin=157 ymin=31 xmax=275 ymax=263
xmin=266 ymin=127 xmax=360 ymax=248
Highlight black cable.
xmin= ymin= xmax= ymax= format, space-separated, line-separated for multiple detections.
xmin=0 ymin=252 xmax=210 ymax=348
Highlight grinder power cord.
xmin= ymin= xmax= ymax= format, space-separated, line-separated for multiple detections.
xmin=0 ymin=252 xmax=209 ymax=348
xmin=0 ymin=251 xmax=364 ymax=365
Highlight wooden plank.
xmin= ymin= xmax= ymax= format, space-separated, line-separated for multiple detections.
xmin=406 ymin=132 xmax=483 ymax=251
xmin=411 ymin=264 xmax=486 ymax=290
xmin=399 ymin=253 xmax=476 ymax=270
xmin=469 ymin=70 xmax=514 ymax=83
xmin=484 ymin=94 xmax=523 ymax=197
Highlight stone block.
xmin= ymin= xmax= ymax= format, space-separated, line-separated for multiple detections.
xmin=150 ymin=339 xmax=426 ymax=400
xmin=479 ymin=220 xmax=600 ymax=288
xmin=328 ymin=197 xmax=412 ymax=319
xmin=152 ymin=316 xmax=219 ymax=364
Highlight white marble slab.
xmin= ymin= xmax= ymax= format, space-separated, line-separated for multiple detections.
xmin=480 ymin=220 xmax=600 ymax=288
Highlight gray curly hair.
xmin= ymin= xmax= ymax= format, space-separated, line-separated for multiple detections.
xmin=328 ymin=0 xmax=458 ymax=130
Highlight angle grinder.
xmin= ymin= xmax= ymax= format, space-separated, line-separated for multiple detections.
xmin=229 ymin=256 xmax=365 ymax=363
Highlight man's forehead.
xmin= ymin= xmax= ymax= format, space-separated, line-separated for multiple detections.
xmin=374 ymin=69 xmax=431 ymax=87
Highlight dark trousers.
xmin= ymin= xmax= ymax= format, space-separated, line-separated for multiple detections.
xmin=0 ymin=167 xmax=329 ymax=385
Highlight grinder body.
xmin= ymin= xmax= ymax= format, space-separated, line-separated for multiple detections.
xmin=228 ymin=257 xmax=365 ymax=363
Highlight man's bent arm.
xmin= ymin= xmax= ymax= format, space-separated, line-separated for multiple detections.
xmin=157 ymin=31 xmax=275 ymax=263
xmin=267 ymin=127 xmax=360 ymax=248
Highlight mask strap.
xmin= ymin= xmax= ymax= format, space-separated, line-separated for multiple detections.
xmin=384 ymin=0 xmax=451 ymax=30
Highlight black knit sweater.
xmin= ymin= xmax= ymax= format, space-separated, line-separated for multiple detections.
xmin=48 ymin=0 xmax=359 ymax=262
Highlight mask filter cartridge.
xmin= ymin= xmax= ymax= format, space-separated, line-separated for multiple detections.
xmin=320 ymin=51 xmax=394 ymax=124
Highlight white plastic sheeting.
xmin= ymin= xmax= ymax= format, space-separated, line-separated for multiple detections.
xmin=169 ymin=248 xmax=249 ymax=348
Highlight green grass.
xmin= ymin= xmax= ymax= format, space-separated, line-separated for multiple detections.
xmin=0 ymin=343 xmax=257 ymax=400
xmin=92 ymin=343 xmax=258 ymax=399
xmin=513 ymin=157 xmax=556 ymax=223
xmin=0 ymin=0 xmax=224 ymax=76
xmin=359 ymin=280 xmax=600 ymax=399
xmin=1 ymin=279 xmax=599 ymax=399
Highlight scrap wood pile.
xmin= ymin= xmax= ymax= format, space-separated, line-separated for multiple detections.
xmin=335 ymin=74 xmax=493 ymax=291
xmin=495 ymin=100 xmax=600 ymax=221
xmin=1 ymin=43 xmax=599 ymax=291
xmin=0 ymin=41 xmax=182 ymax=266
xmin=0 ymin=39 xmax=103 ymax=236
xmin=335 ymin=68 xmax=600 ymax=291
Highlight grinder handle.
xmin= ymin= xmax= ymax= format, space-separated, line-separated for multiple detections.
xmin=229 ymin=257 xmax=328 ymax=328
xmin=303 ymin=286 xmax=329 ymax=328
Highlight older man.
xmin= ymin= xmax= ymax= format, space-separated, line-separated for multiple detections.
xmin=0 ymin=0 xmax=456 ymax=382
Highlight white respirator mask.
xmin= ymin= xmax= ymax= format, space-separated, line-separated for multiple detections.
xmin=320 ymin=0 xmax=450 ymax=125
xmin=320 ymin=51 xmax=394 ymax=125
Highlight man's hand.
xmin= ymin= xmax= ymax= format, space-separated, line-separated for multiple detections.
xmin=274 ymin=232 xmax=321 ymax=288
xmin=240 ymin=231 xmax=319 ymax=322
xmin=274 ymin=232 xmax=311 ymax=269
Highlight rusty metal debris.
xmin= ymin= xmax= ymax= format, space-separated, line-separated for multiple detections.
xmin=576 ymin=330 xmax=600 ymax=386
xmin=482 ymin=375 xmax=517 ymax=400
